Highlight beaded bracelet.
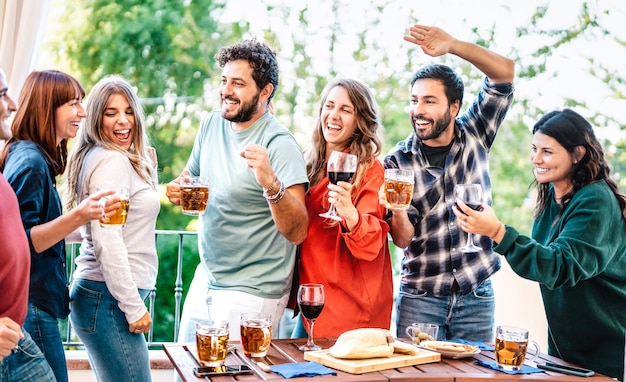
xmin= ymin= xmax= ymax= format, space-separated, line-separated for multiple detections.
xmin=263 ymin=176 xmax=278 ymax=195
xmin=264 ymin=180 xmax=286 ymax=204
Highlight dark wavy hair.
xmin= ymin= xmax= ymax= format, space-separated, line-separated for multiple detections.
xmin=532 ymin=108 xmax=626 ymax=230
xmin=411 ymin=64 xmax=464 ymax=109
xmin=0 ymin=70 xmax=84 ymax=175
xmin=215 ymin=39 xmax=279 ymax=103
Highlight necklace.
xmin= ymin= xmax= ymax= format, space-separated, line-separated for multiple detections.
xmin=554 ymin=187 xmax=574 ymax=203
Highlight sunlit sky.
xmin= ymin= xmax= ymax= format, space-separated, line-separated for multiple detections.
xmin=217 ymin=0 xmax=626 ymax=135
xmin=40 ymin=0 xmax=626 ymax=138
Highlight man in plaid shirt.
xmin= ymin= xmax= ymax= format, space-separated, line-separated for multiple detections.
xmin=384 ymin=25 xmax=515 ymax=341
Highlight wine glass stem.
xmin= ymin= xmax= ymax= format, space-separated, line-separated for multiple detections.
xmin=328 ymin=203 xmax=337 ymax=216
xmin=467 ymin=231 xmax=473 ymax=246
xmin=307 ymin=319 xmax=316 ymax=347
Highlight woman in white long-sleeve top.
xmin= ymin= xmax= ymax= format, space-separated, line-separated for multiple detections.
xmin=64 ymin=75 xmax=159 ymax=382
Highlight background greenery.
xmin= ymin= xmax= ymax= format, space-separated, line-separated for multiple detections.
xmin=48 ymin=0 xmax=625 ymax=342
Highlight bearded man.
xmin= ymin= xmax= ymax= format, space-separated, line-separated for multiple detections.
xmin=166 ymin=39 xmax=308 ymax=341
xmin=383 ymin=25 xmax=515 ymax=342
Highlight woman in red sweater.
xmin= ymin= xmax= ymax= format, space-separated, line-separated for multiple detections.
xmin=295 ymin=78 xmax=393 ymax=337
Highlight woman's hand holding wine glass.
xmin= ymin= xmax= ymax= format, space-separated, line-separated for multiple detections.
xmin=319 ymin=151 xmax=358 ymax=221
xmin=297 ymin=283 xmax=325 ymax=351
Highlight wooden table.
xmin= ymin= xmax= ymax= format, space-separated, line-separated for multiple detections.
xmin=163 ymin=338 xmax=614 ymax=381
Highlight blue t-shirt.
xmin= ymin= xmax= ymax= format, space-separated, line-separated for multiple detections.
xmin=187 ymin=111 xmax=308 ymax=299
xmin=3 ymin=140 xmax=69 ymax=319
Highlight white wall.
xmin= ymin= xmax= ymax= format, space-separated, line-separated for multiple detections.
xmin=69 ymin=370 xmax=174 ymax=382
xmin=492 ymin=260 xmax=548 ymax=350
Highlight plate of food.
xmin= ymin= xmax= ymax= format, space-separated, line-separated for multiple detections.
xmin=417 ymin=340 xmax=480 ymax=359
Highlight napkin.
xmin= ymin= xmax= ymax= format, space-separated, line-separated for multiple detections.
xmin=474 ymin=360 xmax=545 ymax=375
xmin=269 ymin=361 xmax=337 ymax=378
xmin=447 ymin=339 xmax=494 ymax=351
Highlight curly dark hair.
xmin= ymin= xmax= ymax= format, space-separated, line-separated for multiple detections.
xmin=215 ymin=39 xmax=279 ymax=102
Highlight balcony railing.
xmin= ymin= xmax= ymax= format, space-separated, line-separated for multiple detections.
xmin=64 ymin=229 xmax=198 ymax=348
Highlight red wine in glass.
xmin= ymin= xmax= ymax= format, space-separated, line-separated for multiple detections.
xmin=454 ymin=183 xmax=484 ymax=253
xmin=320 ymin=151 xmax=358 ymax=221
xmin=299 ymin=302 xmax=324 ymax=320
xmin=328 ymin=171 xmax=354 ymax=184
xmin=297 ymin=283 xmax=325 ymax=351
xmin=455 ymin=201 xmax=483 ymax=212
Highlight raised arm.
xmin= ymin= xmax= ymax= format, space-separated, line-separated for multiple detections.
xmin=404 ymin=24 xmax=514 ymax=83
xmin=241 ymin=143 xmax=308 ymax=245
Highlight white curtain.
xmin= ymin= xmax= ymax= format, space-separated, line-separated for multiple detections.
xmin=0 ymin=0 xmax=51 ymax=97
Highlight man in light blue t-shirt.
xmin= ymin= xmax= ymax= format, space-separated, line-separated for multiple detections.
xmin=166 ymin=39 xmax=309 ymax=341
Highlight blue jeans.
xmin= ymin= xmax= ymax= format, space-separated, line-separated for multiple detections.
xmin=69 ymin=279 xmax=151 ymax=382
xmin=23 ymin=303 xmax=68 ymax=382
xmin=0 ymin=329 xmax=56 ymax=382
xmin=290 ymin=314 xmax=307 ymax=338
xmin=396 ymin=279 xmax=495 ymax=342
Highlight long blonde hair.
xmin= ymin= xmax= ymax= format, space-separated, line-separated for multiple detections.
xmin=305 ymin=78 xmax=383 ymax=191
xmin=65 ymin=75 xmax=156 ymax=209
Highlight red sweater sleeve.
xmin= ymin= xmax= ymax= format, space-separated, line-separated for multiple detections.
xmin=341 ymin=160 xmax=389 ymax=261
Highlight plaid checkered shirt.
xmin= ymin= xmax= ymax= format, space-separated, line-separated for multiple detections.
xmin=384 ymin=78 xmax=515 ymax=297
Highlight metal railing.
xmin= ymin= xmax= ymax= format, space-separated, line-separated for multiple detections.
xmin=64 ymin=229 xmax=197 ymax=348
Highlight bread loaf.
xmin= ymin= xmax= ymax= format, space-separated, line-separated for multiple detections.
xmin=392 ymin=340 xmax=420 ymax=356
xmin=329 ymin=328 xmax=394 ymax=359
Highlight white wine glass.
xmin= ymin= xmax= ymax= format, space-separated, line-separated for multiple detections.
xmin=297 ymin=283 xmax=325 ymax=351
xmin=319 ymin=151 xmax=358 ymax=221
xmin=455 ymin=183 xmax=484 ymax=253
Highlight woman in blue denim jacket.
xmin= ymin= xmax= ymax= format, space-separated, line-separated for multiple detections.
xmin=0 ymin=70 xmax=120 ymax=382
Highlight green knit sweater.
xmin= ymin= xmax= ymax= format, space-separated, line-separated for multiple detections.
xmin=495 ymin=180 xmax=626 ymax=381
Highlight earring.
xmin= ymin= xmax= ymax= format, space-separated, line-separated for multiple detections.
xmin=573 ymin=160 xmax=578 ymax=164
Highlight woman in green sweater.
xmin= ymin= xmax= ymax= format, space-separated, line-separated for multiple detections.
xmin=454 ymin=108 xmax=626 ymax=381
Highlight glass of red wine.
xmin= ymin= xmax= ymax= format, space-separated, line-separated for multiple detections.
xmin=297 ymin=283 xmax=325 ymax=351
xmin=454 ymin=183 xmax=484 ymax=253
xmin=319 ymin=151 xmax=358 ymax=221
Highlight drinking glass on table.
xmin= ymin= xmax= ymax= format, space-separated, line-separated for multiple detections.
xmin=240 ymin=312 xmax=272 ymax=358
xmin=319 ymin=151 xmax=358 ymax=221
xmin=495 ymin=325 xmax=540 ymax=371
xmin=195 ymin=320 xmax=229 ymax=367
xmin=454 ymin=183 xmax=484 ymax=253
xmin=297 ymin=283 xmax=325 ymax=351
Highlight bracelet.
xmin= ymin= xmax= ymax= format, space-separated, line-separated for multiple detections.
xmin=491 ymin=223 xmax=504 ymax=240
xmin=263 ymin=176 xmax=279 ymax=196
xmin=264 ymin=180 xmax=285 ymax=204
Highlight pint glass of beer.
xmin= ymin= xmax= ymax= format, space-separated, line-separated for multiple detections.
xmin=196 ymin=320 xmax=229 ymax=367
xmin=97 ymin=186 xmax=130 ymax=227
xmin=240 ymin=312 xmax=272 ymax=358
xmin=495 ymin=325 xmax=540 ymax=371
xmin=180 ymin=176 xmax=209 ymax=216
xmin=383 ymin=169 xmax=414 ymax=210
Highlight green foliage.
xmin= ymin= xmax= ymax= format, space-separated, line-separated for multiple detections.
xmin=152 ymin=232 xmax=200 ymax=343
xmin=48 ymin=0 xmax=626 ymax=343
xmin=53 ymin=0 xmax=226 ymax=98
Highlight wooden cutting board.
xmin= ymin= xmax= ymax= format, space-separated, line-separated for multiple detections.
xmin=303 ymin=348 xmax=441 ymax=374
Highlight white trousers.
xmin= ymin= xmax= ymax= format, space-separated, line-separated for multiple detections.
xmin=177 ymin=264 xmax=289 ymax=342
